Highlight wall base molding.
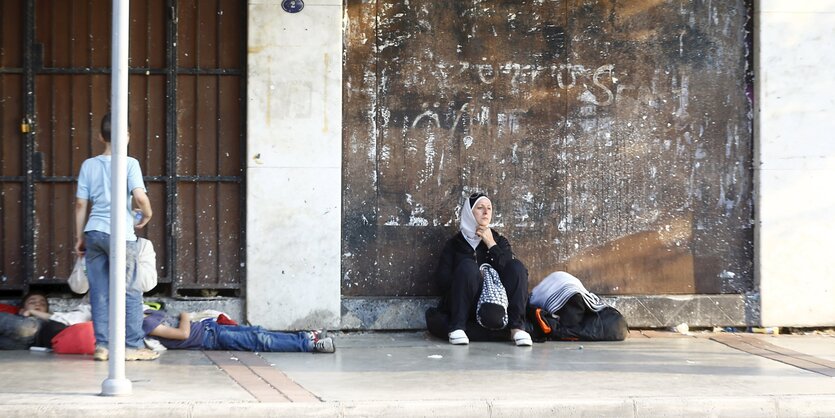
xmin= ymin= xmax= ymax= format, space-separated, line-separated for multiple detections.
xmin=341 ymin=294 xmax=758 ymax=330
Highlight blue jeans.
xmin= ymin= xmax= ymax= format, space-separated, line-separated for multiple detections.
xmin=202 ymin=322 xmax=311 ymax=352
xmin=0 ymin=313 xmax=41 ymax=350
xmin=85 ymin=231 xmax=144 ymax=348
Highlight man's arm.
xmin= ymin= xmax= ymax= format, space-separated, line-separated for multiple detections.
xmin=148 ymin=312 xmax=191 ymax=340
xmin=74 ymin=198 xmax=89 ymax=257
xmin=132 ymin=188 xmax=153 ymax=229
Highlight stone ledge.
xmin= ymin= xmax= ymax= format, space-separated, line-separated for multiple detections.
xmin=341 ymin=294 xmax=758 ymax=330
xmin=5 ymin=293 xmax=757 ymax=330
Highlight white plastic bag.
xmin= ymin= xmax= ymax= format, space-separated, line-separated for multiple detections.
xmin=136 ymin=237 xmax=158 ymax=292
xmin=68 ymin=257 xmax=89 ymax=294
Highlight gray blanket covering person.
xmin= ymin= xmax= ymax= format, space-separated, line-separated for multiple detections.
xmin=530 ymin=271 xmax=608 ymax=314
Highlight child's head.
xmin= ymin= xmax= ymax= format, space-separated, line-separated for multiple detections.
xmin=22 ymin=290 xmax=49 ymax=313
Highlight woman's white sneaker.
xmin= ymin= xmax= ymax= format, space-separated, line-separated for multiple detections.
xmin=448 ymin=329 xmax=469 ymax=345
xmin=513 ymin=330 xmax=533 ymax=347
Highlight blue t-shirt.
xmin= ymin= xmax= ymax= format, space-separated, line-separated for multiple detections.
xmin=142 ymin=310 xmax=206 ymax=349
xmin=76 ymin=155 xmax=145 ymax=241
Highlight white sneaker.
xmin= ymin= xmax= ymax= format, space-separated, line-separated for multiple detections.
xmin=93 ymin=345 xmax=108 ymax=361
xmin=513 ymin=330 xmax=533 ymax=347
xmin=313 ymin=337 xmax=335 ymax=353
xmin=125 ymin=347 xmax=160 ymax=361
xmin=448 ymin=329 xmax=469 ymax=345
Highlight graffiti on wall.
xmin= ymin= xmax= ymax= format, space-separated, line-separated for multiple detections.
xmin=343 ymin=0 xmax=753 ymax=297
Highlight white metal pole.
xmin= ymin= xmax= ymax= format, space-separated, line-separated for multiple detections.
xmin=101 ymin=0 xmax=131 ymax=396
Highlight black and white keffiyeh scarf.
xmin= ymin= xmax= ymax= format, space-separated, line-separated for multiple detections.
xmin=476 ymin=263 xmax=508 ymax=329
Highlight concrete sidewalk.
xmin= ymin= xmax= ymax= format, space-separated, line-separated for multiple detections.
xmin=1 ymin=331 xmax=834 ymax=417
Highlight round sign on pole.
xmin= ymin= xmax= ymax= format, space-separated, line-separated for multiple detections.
xmin=282 ymin=0 xmax=304 ymax=13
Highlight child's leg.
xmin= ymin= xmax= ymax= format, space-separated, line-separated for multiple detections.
xmin=211 ymin=324 xmax=311 ymax=352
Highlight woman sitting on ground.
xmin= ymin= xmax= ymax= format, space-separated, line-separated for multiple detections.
xmin=434 ymin=192 xmax=532 ymax=346
xmin=142 ymin=310 xmax=335 ymax=353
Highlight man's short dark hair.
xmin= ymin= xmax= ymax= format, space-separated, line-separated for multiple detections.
xmin=101 ymin=113 xmax=111 ymax=143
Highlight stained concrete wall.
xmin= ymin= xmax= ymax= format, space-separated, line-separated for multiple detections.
xmin=246 ymin=0 xmax=342 ymax=330
xmin=756 ymin=1 xmax=835 ymax=326
xmin=343 ymin=1 xmax=754 ymax=300
xmin=239 ymin=0 xmax=835 ymax=330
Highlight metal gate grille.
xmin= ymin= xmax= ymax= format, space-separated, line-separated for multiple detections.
xmin=0 ymin=0 xmax=246 ymax=296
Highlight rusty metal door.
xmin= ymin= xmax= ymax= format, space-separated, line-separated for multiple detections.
xmin=0 ymin=0 xmax=245 ymax=296
xmin=343 ymin=1 xmax=753 ymax=297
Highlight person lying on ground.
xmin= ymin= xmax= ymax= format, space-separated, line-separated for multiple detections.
xmin=0 ymin=290 xmax=91 ymax=350
xmin=142 ymin=310 xmax=335 ymax=353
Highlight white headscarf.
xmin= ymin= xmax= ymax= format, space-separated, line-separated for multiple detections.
xmin=460 ymin=194 xmax=490 ymax=250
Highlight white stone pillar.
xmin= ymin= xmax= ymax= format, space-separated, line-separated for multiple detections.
xmin=757 ymin=0 xmax=835 ymax=326
xmin=246 ymin=0 xmax=342 ymax=330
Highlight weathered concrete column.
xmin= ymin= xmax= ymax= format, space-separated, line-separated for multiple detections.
xmin=756 ymin=1 xmax=835 ymax=326
xmin=246 ymin=0 xmax=342 ymax=329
